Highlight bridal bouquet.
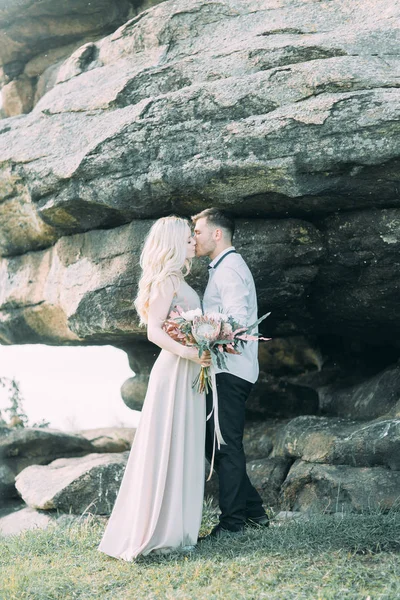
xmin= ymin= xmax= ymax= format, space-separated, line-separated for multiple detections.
xmin=163 ymin=308 xmax=271 ymax=393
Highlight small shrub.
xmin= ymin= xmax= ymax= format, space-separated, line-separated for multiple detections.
xmin=0 ymin=376 xmax=50 ymax=429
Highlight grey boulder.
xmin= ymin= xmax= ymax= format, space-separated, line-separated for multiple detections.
xmin=15 ymin=452 xmax=128 ymax=514
xmin=282 ymin=461 xmax=400 ymax=513
xmin=0 ymin=427 xmax=96 ymax=474
xmin=274 ymin=415 xmax=400 ymax=470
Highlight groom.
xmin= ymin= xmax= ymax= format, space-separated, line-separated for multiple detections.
xmin=192 ymin=207 xmax=269 ymax=538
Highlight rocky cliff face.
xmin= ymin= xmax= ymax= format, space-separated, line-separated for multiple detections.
xmin=0 ymin=0 xmax=399 ymax=514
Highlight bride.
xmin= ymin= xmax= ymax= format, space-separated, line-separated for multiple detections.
xmin=98 ymin=216 xmax=210 ymax=560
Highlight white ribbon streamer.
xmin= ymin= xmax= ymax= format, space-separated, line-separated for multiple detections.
xmin=206 ymin=364 xmax=226 ymax=481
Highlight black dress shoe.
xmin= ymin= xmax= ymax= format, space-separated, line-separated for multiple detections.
xmin=198 ymin=524 xmax=244 ymax=542
xmin=246 ymin=514 xmax=270 ymax=528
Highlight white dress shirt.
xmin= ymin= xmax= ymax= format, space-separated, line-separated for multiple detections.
xmin=203 ymin=246 xmax=259 ymax=384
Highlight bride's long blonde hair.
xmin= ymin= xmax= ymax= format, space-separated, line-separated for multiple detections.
xmin=134 ymin=216 xmax=192 ymax=324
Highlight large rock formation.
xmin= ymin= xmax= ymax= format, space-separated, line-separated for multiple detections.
xmin=0 ymin=0 xmax=399 ymax=515
xmin=0 ymin=0 xmax=398 ymax=342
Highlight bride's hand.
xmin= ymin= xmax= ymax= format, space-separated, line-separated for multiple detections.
xmin=184 ymin=347 xmax=211 ymax=367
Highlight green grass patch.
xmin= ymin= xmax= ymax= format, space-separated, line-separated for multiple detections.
xmin=0 ymin=502 xmax=399 ymax=600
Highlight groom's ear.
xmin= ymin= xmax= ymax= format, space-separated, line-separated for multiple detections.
xmin=214 ymin=228 xmax=223 ymax=241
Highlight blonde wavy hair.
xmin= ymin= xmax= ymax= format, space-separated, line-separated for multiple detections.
xmin=134 ymin=216 xmax=192 ymax=324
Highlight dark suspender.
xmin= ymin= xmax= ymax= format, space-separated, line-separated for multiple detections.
xmin=208 ymin=249 xmax=237 ymax=271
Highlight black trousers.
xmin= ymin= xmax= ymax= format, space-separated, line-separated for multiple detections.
xmin=205 ymin=372 xmax=265 ymax=531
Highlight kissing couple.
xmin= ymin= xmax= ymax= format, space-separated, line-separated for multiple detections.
xmin=98 ymin=208 xmax=269 ymax=561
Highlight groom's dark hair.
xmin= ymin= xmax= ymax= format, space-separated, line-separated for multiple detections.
xmin=191 ymin=207 xmax=235 ymax=239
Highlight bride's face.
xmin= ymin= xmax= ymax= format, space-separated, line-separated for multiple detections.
xmin=186 ymin=232 xmax=197 ymax=259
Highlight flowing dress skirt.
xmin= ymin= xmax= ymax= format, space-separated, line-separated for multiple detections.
xmin=98 ymin=349 xmax=206 ymax=560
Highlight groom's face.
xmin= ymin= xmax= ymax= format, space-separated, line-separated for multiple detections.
xmin=193 ymin=218 xmax=216 ymax=257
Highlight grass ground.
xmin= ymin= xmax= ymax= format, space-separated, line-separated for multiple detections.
xmin=0 ymin=501 xmax=399 ymax=600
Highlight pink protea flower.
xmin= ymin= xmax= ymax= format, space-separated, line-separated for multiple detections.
xmin=192 ymin=316 xmax=222 ymax=344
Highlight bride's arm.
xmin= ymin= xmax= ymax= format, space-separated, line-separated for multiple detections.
xmin=147 ymin=278 xmax=210 ymax=366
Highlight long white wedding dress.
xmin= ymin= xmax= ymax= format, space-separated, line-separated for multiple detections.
xmin=98 ymin=281 xmax=206 ymax=560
